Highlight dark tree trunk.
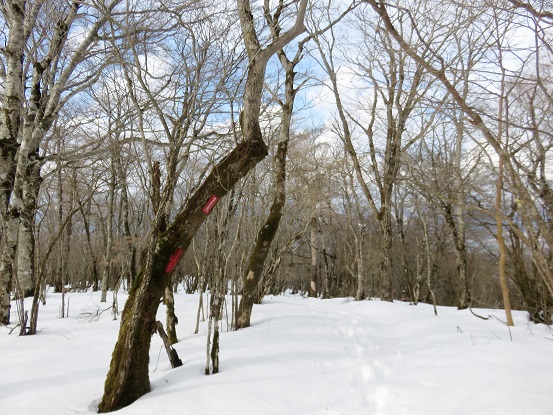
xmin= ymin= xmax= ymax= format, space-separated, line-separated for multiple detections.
xmin=156 ymin=321 xmax=182 ymax=368
xmin=99 ymin=1 xmax=307 ymax=410
xmin=79 ymin=197 xmax=100 ymax=291
xmin=234 ymin=145 xmax=287 ymax=327
xmin=442 ymin=203 xmax=469 ymax=309
xmin=235 ymin=91 xmax=292 ymax=329
xmin=98 ymin=139 xmax=267 ymax=413
xmin=378 ymin=204 xmax=394 ymax=301
xmin=309 ymin=216 xmax=319 ymax=298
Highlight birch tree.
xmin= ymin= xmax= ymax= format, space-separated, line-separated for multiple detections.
xmin=0 ymin=0 xmax=123 ymax=326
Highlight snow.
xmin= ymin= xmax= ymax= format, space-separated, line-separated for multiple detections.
xmin=1 ymin=289 xmax=552 ymax=415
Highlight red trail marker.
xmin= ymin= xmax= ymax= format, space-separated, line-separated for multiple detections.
xmin=202 ymin=195 xmax=219 ymax=215
xmin=165 ymin=247 xmax=184 ymax=273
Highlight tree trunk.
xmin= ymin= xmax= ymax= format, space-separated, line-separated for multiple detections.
xmin=99 ymin=1 xmax=307 ymax=409
xmin=234 ymin=63 xmax=293 ymax=328
xmin=442 ymin=202 xmax=469 ymax=309
xmin=355 ymin=227 xmax=366 ymax=301
xmin=422 ymin=216 xmax=438 ymax=316
xmin=496 ymin=155 xmax=514 ymax=326
xmin=119 ymin=173 xmax=136 ymax=289
xmin=0 ymin=199 xmax=20 ymax=325
xmin=156 ymin=321 xmax=182 ymax=368
xmin=98 ymin=138 xmax=267 ymax=413
xmin=309 ymin=216 xmax=319 ymax=298
xmin=164 ymin=284 xmax=178 ymax=345
xmin=206 ymin=267 xmax=226 ymax=374
xmin=101 ymin=163 xmax=116 ymax=302
xmin=378 ymin=207 xmax=394 ymax=301
xmin=234 ymin=143 xmax=287 ymax=326
xmin=79 ymin=197 xmax=100 ymax=291
xmin=16 ymin=168 xmax=40 ymax=298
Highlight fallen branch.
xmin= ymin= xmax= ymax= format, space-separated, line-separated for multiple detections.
xmin=156 ymin=321 xmax=183 ymax=369
xmin=489 ymin=314 xmax=513 ymax=341
xmin=470 ymin=307 xmax=489 ymax=320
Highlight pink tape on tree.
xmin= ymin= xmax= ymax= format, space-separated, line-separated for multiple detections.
xmin=165 ymin=247 xmax=184 ymax=273
xmin=202 ymin=195 xmax=219 ymax=215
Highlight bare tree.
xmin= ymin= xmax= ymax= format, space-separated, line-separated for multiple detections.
xmin=363 ymin=0 xmax=553 ymax=321
xmin=234 ymin=0 xmax=327 ymax=328
xmin=0 ymin=0 xmax=123 ymax=325
xmin=98 ymin=1 xmax=309 ymax=411
xmin=312 ymin=4 xmax=437 ymax=300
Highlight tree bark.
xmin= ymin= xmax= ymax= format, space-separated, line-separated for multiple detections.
xmin=497 ymin=155 xmax=514 ymax=326
xmin=155 ymin=321 xmax=182 ymax=369
xmin=309 ymin=216 xmax=319 ymax=297
xmin=79 ymin=196 xmax=100 ymax=291
xmin=98 ymin=138 xmax=268 ymax=413
xmin=453 ymin=115 xmax=469 ymax=309
xmin=100 ymin=162 xmax=116 ymax=302
xmin=234 ymin=135 xmax=289 ymax=328
xmin=442 ymin=202 xmax=469 ymax=310
xmin=355 ymin=227 xmax=366 ymax=301
xmin=98 ymin=1 xmax=307 ymax=410
xmin=0 ymin=0 xmax=26 ymax=230
xmin=234 ymin=46 xmax=297 ymax=329
xmin=15 ymin=165 xmax=40 ymax=298
xmin=164 ymin=284 xmax=178 ymax=345
xmin=378 ymin=207 xmax=394 ymax=301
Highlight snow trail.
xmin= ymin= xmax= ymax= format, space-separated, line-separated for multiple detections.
xmin=0 ymin=291 xmax=552 ymax=414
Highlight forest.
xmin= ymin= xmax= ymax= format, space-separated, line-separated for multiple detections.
xmin=1 ymin=0 xmax=553 ymax=412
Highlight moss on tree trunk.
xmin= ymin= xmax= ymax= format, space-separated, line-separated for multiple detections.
xmin=98 ymin=139 xmax=267 ymax=412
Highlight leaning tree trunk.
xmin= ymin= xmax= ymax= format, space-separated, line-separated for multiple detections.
xmin=164 ymin=284 xmax=178 ymax=345
xmin=234 ymin=132 xmax=289 ymax=328
xmin=98 ymin=138 xmax=267 ymax=413
xmin=98 ymin=1 xmax=307 ymax=410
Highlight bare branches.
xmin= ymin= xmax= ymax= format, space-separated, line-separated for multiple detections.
xmin=238 ymin=0 xmax=309 ymax=65
xmin=508 ymin=0 xmax=553 ymax=22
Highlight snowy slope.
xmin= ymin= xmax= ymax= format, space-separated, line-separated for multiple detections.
xmin=0 ymin=289 xmax=551 ymax=415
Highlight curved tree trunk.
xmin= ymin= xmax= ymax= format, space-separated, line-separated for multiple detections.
xmin=98 ymin=138 xmax=267 ymax=412
xmin=235 ymin=48 xmax=296 ymax=328
xmin=235 ymin=135 xmax=289 ymax=328
xmin=99 ymin=2 xmax=307 ymax=410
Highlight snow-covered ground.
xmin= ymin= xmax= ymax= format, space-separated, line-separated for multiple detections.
xmin=1 ymin=289 xmax=551 ymax=415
